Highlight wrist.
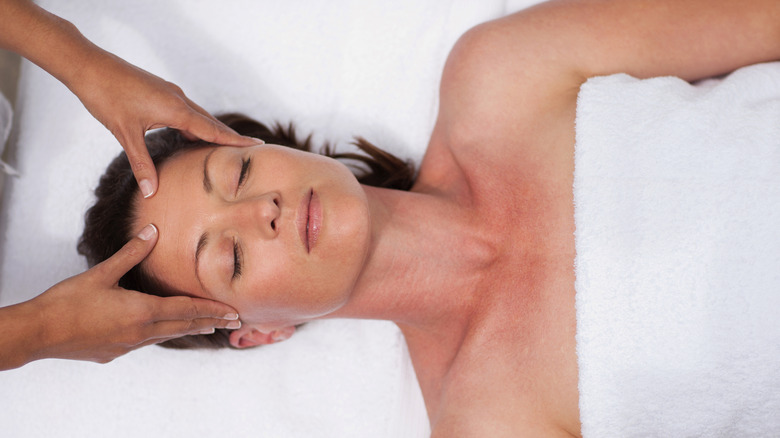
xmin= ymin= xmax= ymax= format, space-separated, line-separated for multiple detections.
xmin=7 ymin=3 xmax=106 ymax=95
xmin=41 ymin=17 xmax=107 ymax=94
xmin=0 ymin=299 xmax=47 ymax=371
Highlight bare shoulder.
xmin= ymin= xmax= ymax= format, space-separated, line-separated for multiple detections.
xmin=419 ymin=9 xmax=581 ymax=193
xmin=436 ymin=13 xmax=580 ymax=147
xmin=425 ymin=0 xmax=780 ymax=184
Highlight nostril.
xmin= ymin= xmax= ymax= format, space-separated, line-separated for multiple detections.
xmin=273 ymin=198 xmax=279 ymax=206
xmin=271 ymin=220 xmax=276 ymax=231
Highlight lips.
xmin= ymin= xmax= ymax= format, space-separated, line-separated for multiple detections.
xmin=297 ymin=189 xmax=322 ymax=253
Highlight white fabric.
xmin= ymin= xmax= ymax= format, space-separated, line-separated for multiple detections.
xmin=574 ymin=62 xmax=780 ymax=437
xmin=0 ymin=1 xmax=546 ymax=437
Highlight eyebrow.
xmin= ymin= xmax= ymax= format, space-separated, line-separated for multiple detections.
xmin=194 ymin=231 xmax=210 ymax=294
xmin=202 ymin=148 xmax=217 ymax=193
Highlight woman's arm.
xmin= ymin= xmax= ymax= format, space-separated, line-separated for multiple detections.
xmin=501 ymin=0 xmax=780 ymax=83
xmin=434 ymin=0 xmax=780 ymax=162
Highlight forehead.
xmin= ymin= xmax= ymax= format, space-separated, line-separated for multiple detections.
xmin=135 ymin=146 xmax=215 ymax=298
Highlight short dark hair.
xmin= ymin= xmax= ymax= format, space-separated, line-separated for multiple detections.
xmin=78 ymin=113 xmax=415 ymax=349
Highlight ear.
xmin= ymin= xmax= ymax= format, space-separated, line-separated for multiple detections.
xmin=228 ymin=325 xmax=296 ymax=349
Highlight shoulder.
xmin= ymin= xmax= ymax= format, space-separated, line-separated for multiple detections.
xmin=437 ymin=15 xmax=582 ymax=139
xmin=417 ymin=15 xmax=580 ymax=195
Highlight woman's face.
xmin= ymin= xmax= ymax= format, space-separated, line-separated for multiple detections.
xmin=134 ymin=144 xmax=371 ymax=331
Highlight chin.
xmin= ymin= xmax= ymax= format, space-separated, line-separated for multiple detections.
xmin=312 ymin=186 xmax=370 ymax=312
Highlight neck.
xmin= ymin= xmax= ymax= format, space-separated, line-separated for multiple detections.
xmin=328 ymin=185 xmax=494 ymax=331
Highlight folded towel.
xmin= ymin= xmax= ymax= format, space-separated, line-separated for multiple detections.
xmin=574 ymin=62 xmax=780 ymax=437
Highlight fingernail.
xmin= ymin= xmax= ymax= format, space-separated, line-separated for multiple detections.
xmin=226 ymin=320 xmax=242 ymax=330
xmin=250 ymin=137 xmax=265 ymax=145
xmin=199 ymin=328 xmax=216 ymax=335
xmin=223 ymin=313 xmax=239 ymax=320
xmin=139 ymin=179 xmax=155 ymax=198
xmin=137 ymin=224 xmax=158 ymax=241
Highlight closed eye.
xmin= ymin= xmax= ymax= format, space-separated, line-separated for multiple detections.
xmin=232 ymin=239 xmax=243 ymax=280
xmin=237 ymin=157 xmax=251 ymax=193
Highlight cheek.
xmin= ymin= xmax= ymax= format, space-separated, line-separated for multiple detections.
xmin=238 ymin=254 xmax=353 ymax=325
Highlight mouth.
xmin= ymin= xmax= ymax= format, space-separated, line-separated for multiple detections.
xmin=297 ymin=189 xmax=322 ymax=253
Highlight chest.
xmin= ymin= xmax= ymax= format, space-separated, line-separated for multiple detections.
xmin=411 ymin=121 xmax=580 ymax=435
xmin=408 ymin=250 xmax=580 ymax=435
xmin=428 ymin=299 xmax=580 ymax=437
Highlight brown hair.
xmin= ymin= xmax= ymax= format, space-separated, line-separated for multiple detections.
xmin=78 ymin=113 xmax=415 ymax=349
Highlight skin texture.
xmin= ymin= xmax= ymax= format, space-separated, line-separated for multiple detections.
xmin=134 ymin=145 xmax=371 ymax=342
xmin=134 ymin=0 xmax=780 ymax=435
xmin=0 ymin=0 xmax=262 ymax=370
xmin=85 ymin=0 xmax=780 ymax=435
xmin=0 ymin=225 xmax=243 ymax=371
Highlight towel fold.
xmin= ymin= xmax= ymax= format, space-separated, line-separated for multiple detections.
xmin=574 ymin=62 xmax=780 ymax=437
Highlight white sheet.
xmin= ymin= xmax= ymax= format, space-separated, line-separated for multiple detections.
xmin=574 ymin=63 xmax=780 ymax=437
xmin=0 ymin=1 xmax=545 ymax=436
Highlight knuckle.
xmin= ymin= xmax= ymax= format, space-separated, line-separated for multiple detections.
xmin=127 ymin=298 xmax=156 ymax=322
xmin=164 ymin=81 xmax=185 ymax=95
xmin=185 ymin=298 xmax=200 ymax=320
xmin=129 ymin=158 xmax=152 ymax=174
xmin=111 ymin=129 xmax=129 ymax=146
xmin=90 ymin=259 xmax=113 ymax=279
xmin=168 ymin=105 xmax=195 ymax=128
xmin=124 ymin=326 xmax=147 ymax=346
xmin=122 ymin=241 xmax=144 ymax=260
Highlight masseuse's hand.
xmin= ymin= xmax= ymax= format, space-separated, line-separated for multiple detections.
xmin=72 ymin=51 xmax=262 ymax=198
xmin=0 ymin=0 xmax=262 ymax=198
xmin=25 ymin=224 xmax=241 ymax=365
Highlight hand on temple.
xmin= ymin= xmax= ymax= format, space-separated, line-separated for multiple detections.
xmin=70 ymin=51 xmax=263 ymax=198
xmin=0 ymin=0 xmax=262 ymax=199
xmin=0 ymin=224 xmax=241 ymax=371
xmin=0 ymin=0 xmax=250 ymax=371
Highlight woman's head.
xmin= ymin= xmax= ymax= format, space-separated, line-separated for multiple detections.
xmin=79 ymin=114 xmax=415 ymax=348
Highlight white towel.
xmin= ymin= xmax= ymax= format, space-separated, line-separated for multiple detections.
xmin=574 ymin=62 xmax=780 ymax=437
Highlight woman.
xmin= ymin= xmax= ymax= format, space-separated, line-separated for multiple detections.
xmin=79 ymin=0 xmax=780 ymax=436
xmin=0 ymin=0 xmax=260 ymax=371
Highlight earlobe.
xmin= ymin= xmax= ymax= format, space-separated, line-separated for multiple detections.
xmin=228 ymin=325 xmax=296 ymax=349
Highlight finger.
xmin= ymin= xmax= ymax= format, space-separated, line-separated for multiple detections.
xmin=148 ymin=317 xmax=242 ymax=340
xmin=94 ymin=224 xmax=158 ymax=282
xmin=148 ymin=295 xmax=240 ymax=322
xmin=181 ymin=97 xmax=222 ymax=124
xmin=120 ymin=133 xmax=159 ymax=198
xmin=177 ymin=102 xmax=264 ymax=147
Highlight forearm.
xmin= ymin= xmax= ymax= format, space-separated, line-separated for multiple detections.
xmin=0 ymin=300 xmax=46 ymax=371
xmin=561 ymin=0 xmax=780 ymax=81
xmin=0 ymin=0 xmax=105 ymax=91
xmin=498 ymin=0 xmax=780 ymax=83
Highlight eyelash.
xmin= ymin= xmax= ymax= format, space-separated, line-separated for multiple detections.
xmin=232 ymin=239 xmax=243 ymax=280
xmin=231 ymin=157 xmax=251 ymax=281
xmin=237 ymin=157 xmax=251 ymax=192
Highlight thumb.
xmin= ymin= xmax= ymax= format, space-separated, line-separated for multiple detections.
xmin=94 ymin=224 xmax=159 ymax=283
xmin=121 ymin=133 xmax=159 ymax=199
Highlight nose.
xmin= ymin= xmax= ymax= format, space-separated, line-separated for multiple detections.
xmin=232 ymin=192 xmax=281 ymax=239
